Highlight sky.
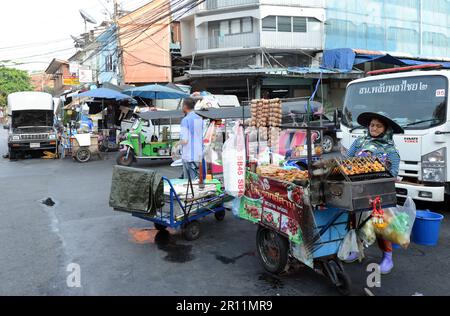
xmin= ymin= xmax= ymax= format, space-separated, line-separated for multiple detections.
xmin=0 ymin=0 xmax=151 ymax=72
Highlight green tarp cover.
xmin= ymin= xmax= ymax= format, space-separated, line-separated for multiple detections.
xmin=109 ymin=166 xmax=163 ymax=215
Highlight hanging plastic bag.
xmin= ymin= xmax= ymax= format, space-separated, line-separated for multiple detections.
xmin=374 ymin=197 xmax=416 ymax=249
xmin=203 ymin=122 xmax=216 ymax=164
xmin=222 ymin=122 xmax=246 ymax=198
xmin=338 ymin=229 xmax=363 ymax=261
xmin=358 ymin=211 xmax=377 ymax=246
xmin=231 ymin=197 xmax=241 ymax=218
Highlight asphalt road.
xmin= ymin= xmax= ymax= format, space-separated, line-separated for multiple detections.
xmin=0 ymin=128 xmax=448 ymax=296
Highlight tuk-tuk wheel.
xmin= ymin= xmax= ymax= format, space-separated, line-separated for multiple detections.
xmin=117 ymin=150 xmax=134 ymax=166
xmin=182 ymin=221 xmax=200 ymax=241
xmin=256 ymin=226 xmax=289 ymax=275
xmin=214 ymin=210 xmax=226 ymax=221
xmin=154 ymin=223 xmax=167 ymax=231
xmin=75 ymin=148 xmax=91 ymax=163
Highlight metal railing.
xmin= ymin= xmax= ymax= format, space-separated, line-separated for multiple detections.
xmin=196 ymin=32 xmax=260 ymax=51
xmin=205 ymin=0 xmax=259 ymax=10
xmin=260 ymin=0 xmax=325 ymax=7
xmin=260 ymin=30 xmax=323 ymax=50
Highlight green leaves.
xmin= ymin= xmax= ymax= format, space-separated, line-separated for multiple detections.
xmin=0 ymin=67 xmax=33 ymax=108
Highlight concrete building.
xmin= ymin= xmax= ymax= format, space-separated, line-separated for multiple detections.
xmin=325 ymin=0 xmax=450 ymax=58
xmin=69 ymin=0 xmax=176 ymax=87
xmin=177 ymin=0 xmax=450 ymax=108
xmin=30 ymin=72 xmax=54 ymax=93
xmin=177 ymin=0 xmax=338 ymax=100
xmin=44 ymin=59 xmax=72 ymax=97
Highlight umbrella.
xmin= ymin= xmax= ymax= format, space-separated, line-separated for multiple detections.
xmin=124 ymin=84 xmax=190 ymax=100
xmin=77 ymin=88 xmax=134 ymax=101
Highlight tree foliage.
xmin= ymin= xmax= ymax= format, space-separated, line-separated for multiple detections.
xmin=0 ymin=67 xmax=34 ymax=108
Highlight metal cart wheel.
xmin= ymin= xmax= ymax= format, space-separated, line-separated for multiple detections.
xmin=117 ymin=150 xmax=135 ymax=166
xmin=256 ymin=226 xmax=289 ymax=274
xmin=322 ymin=259 xmax=352 ymax=296
xmin=214 ymin=210 xmax=226 ymax=221
xmin=154 ymin=223 xmax=167 ymax=231
xmin=75 ymin=148 xmax=91 ymax=163
xmin=182 ymin=221 xmax=201 ymax=241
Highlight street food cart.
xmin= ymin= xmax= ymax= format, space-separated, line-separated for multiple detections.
xmin=70 ymin=133 xmax=101 ymax=163
xmin=226 ymin=98 xmax=398 ymax=295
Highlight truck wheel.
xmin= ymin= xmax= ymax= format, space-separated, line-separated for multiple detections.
xmin=256 ymin=226 xmax=289 ymax=275
xmin=75 ymin=148 xmax=91 ymax=163
xmin=322 ymin=135 xmax=335 ymax=154
xmin=117 ymin=150 xmax=134 ymax=166
xmin=9 ymin=150 xmax=17 ymax=161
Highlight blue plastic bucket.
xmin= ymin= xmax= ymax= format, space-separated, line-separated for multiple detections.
xmin=411 ymin=210 xmax=444 ymax=246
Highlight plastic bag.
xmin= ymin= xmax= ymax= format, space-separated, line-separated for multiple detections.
xmin=374 ymin=197 xmax=416 ymax=249
xmin=222 ymin=122 xmax=246 ymax=198
xmin=338 ymin=229 xmax=364 ymax=261
xmin=358 ymin=212 xmax=377 ymax=246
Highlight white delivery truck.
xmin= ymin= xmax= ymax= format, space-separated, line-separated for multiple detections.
xmin=6 ymin=92 xmax=57 ymax=159
xmin=339 ymin=66 xmax=450 ymax=203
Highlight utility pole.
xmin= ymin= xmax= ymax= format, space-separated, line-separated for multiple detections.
xmin=113 ymin=0 xmax=124 ymax=85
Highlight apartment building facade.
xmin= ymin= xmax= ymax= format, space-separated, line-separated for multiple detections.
xmin=178 ymin=0 xmax=450 ymax=106
xmin=178 ymin=0 xmax=332 ymax=100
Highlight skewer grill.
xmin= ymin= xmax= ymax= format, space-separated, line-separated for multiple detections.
xmin=323 ymin=157 xmax=397 ymax=211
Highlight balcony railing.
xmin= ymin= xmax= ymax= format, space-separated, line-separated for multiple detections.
xmin=260 ymin=30 xmax=323 ymax=50
xmin=204 ymin=0 xmax=259 ymax=11
xmin=202 ymin=0 xmax=324 ymax=11
xmin=260 ymin=0 xmax=325 ymax=7
xmin=196 ymin=32 xmax=260 ymax=51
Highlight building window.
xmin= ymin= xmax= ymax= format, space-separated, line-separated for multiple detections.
xmin=105 ymin=55 xmax=115 ymax=72
xmin=220 ymin=21 xmax=229 ymax=35
xmin=215 ymin=18 xmax=253 ymax=36
xmin=262 ymin=16 xmax=277 ymax=31
xmin=278 ymin=16 xmax=292 ymax=32
xmin=263 ymin=16 xmax=313 ymax=33
xmin=231 ymin=19 xmax=241 ymax=34
xmin=293 ymin=17 xmax=307 ymax=33
xmin=242 ymin=17 xmax=253 ymax=33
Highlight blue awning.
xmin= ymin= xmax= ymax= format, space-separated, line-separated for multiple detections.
xmin=322 ymin=48 xmax=450 ymax=71
xmin=77 ymin=88 xmax=134 ymax=101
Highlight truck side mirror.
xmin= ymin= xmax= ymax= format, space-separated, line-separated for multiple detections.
xmin=3 ymin=124 xmax=9 ymax=130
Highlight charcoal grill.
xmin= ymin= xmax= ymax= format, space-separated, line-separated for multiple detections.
xmin=323 ymin=158 xmax=397 ymax=211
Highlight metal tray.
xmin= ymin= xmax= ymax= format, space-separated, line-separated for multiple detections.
xmin=324 ymin=177 xmax=397 ymax=211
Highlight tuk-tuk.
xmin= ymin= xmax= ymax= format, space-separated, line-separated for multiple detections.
xmin=117 ymin=110 xmax=184 ymax=166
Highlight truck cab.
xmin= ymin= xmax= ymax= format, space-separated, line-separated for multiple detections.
xmin=339 ymin=68 xmax=450 ymax=203
xmin=6 ymin=92 xmax=57 ymax=159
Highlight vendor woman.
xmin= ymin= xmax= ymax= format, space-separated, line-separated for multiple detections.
xmin=344 ymin=112 xmax=404 ymax=275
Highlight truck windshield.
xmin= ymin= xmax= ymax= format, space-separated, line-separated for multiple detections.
xmin=12 ymin=110 xmax=53 ymax=128
xmin=342 ymin=75 xmax=448 ymax=130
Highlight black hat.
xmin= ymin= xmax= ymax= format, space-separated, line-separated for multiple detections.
xmin=357 ymin=112 xmax=404 ymax=134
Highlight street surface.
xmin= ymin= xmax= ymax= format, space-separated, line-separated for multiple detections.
xmin=0 ymin=128 xmax=448 ymax=296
